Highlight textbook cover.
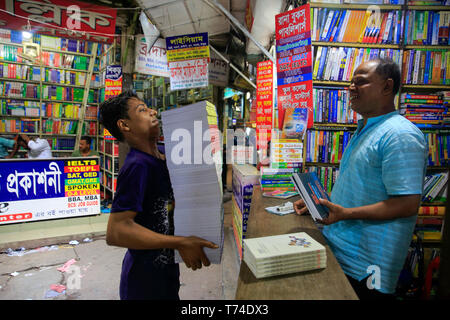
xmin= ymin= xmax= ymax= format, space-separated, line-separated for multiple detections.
xmin=291 ymin=172 xmax=331 ymax=221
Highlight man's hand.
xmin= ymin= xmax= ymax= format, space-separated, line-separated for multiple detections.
xmin=293 ymin=199 xmax=308 ymax=215
xmin=317 ymin=199 xmax=350 ymax=225
xmin=177 ymin=236 xmax=219 ymax=271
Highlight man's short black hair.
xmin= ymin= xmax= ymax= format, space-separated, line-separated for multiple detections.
xmin=372 ymin=58 xmax=401 ymax=95
xmin=80 ymin=135 xmax=92 ymax=145
xmin=98 ymin=91 xmax=139 ymax=142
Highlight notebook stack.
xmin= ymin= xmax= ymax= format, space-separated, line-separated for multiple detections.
xmin=243 ymin=232 xmax=327 ymax=279
xmin=161 ymin=101 xmax=224 ymax=264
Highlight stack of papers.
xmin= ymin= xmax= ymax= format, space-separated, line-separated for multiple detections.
xmin=243 ymin=232 xmax=326 ymax=279
xmin=161 ymin=101 xmax=224 ymax=264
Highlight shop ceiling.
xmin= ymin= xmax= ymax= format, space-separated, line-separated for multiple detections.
xmin=136 ymin=0 xmax=287 ymax=59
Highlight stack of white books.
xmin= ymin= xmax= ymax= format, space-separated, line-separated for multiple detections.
xmin=161 ymin=101 xmax=224 ymax=264
xmin=243 ymin=232 xmax=327 ymax=279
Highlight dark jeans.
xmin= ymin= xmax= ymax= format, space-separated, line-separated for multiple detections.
xmin=346 ymin=275 xmax=396 ymax=301
xmin=120 ymin=250 xmax=180 ymax=300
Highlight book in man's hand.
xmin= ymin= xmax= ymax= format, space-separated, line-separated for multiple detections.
xmin=291 ymin=172 xmax=331 ymax=221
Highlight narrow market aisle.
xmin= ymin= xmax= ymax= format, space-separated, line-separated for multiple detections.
xmin=0 ymin=196 xmax=239 ymax=300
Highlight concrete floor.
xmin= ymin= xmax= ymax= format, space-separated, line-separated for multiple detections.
xmin=0 ymin=196 xmax=240 ymax=300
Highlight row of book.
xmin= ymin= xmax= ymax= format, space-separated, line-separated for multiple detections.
xmin=0 ymin=82 xmax=39 ymax=99
xmin=0 ymin=100 xmax=41 ymax=116
xmin=0 ymin=64 xmax=91 ymax=87
xmin=305 ymin=129 xmax=354 ymax=164
xmin=404 ymin=11 xmax=450 ymax=46
xmin=0 ymin=100 xmax=98 ymax=119
xmin=260 ymin=167 xmax=301 ymax=196
xmin=1 ymin=81 xmax=102 ymax=103
xmin=43 ymin=104 xmax=98 ymax=120
xmin=41 ymin=119 xmax=97 ymax=136
xmin=304 ymin=165 xmax=340 ymax=195
xmin=422 ymin=172 xmax=448 ymax=203
xmin=0 ymin=119 xmax=38 ymax=133
xmin=311 ymin=8 xmax=403 ymax=44
xmin=423 ymin=132 xmax=449 ymax=166
xmin=400 ymin=92 xmax=449 ymax=129
xmin=46 ymin=137 xmax=77 ymax=151
xmin=104 ymin=156 xmax=119 ymax=174
xmin=269 ymin=139 xmax=303 ymax=174
xmin=402 ymin=50 xmax=449 ymax=85
xmin=101 ymin=140 xmax=119 ymax=156
xmin=101 ymin=172 xmax=117 ymax=192
xmin=313 ymin=88 xmax=363 ymax=124
xmin=313 ymin=46 xmax=402 ymax=82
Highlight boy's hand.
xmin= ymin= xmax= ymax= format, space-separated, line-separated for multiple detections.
xmin=293 ymin=199 xmax=308 ymax=215
xmin=177 ymin=236 xmax=219 ymax=271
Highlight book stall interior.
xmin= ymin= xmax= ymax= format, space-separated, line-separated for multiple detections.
xmin=0 ymin=0 xmax=449 ymax=301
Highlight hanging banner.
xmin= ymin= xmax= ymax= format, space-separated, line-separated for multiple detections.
xmin=0 ymin=158 xmax=100 ymax=225
xmin=166 ymin=32 xmax=209 ymax=91
xmin=103 ymin=65 xmax=122 ymax=140
xmin=135 ymin=37 xmax=170 ymax=77
xmin=275 ymin=4 xmax=313 ymax=137
xmin=256 ymin=60 xmax=273 ymax=150
xmin=0 ymin=0 xmax=117 ymax=43
xmin=105 ymin=65 xmax=122 ymax=99
xmin=209 ymin=50 xmax=229 ymax=87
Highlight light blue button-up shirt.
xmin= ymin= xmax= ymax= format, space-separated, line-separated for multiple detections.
xmin=323 ymin=111 xmax=427 ymax=294
xmin=0 ymin=137 xmax=15 ymax=158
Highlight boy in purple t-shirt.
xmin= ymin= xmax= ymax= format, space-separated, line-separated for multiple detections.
xmin=99 ymin=91 xmax=218 ymax=300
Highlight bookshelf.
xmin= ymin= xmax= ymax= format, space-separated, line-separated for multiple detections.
xmin=0 ymin=32 xmax=113 ymax=156
xmin=307 ymin=0 xmax=449 ymax=299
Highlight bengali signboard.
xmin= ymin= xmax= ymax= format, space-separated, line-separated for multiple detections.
xmin=166 ymin=32 xmax=210 ymax=90
xmin=256 ymin=60 xmax=273 ymax=150
xmin=135 ymin=37 xmax=170 ymax=77
xmin=0 ymin=0 xmax=117 ymax=43
xmin=0 ymin=158 xmax=101 ymax=225
xmin=275 ymin=4 xmax=313 ymax=138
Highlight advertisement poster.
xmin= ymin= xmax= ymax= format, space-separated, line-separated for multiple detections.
xmin=166 ymin=32 xmax=210 ymax=90
xmin=256 ymin=60 xmax=273 ymax=150
xmin=135 ymin=37 xmax=170 ymax=77
xmin=0 ymin=158 xmax=100 ymax=225
xmin=275 ymin=4 xmax=313 ymax=137
xmin=102 ymin=65 xmax=122 ymax=140
xmin=0 ymin=0 xmax=117 ymax=43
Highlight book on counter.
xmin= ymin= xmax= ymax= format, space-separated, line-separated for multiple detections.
xmin=243 ymin=232 xmax=326 ymax=279
xmin=291 ymin=172 xmax=331 ymax=221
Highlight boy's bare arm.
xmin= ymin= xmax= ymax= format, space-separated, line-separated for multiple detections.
xmin=106 ymin=210 xmax=218 ymax=270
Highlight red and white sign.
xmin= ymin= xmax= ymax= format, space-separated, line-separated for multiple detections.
xmin=256 ymin=60 xmax=273 ymax=150
xmin=275 ymin=4 xmax=313 ymax=130
xmin=0 ymin=0 xmax=117 ymax=43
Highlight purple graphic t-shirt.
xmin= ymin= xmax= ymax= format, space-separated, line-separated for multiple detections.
xmin=111 ymin=146 xmax=175 ymax=266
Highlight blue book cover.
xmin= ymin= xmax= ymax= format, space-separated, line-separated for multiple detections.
xmin=424 ymin=51 xmax=431 ymax=84
xmin=333 ymin=10 xmax=346 ymax=42
xmin=318 ymin=47 xmax=328 ymax=80
xmin=328 ymin=10 xmax=342 ymax=42
xmin=407 ymin=50 xmax=415 ymax=84
xmin=319 ymin=90 xmax=323 ymax=123
xmin=426 ymin=12 xmax=433 ymax=45
xmin=432 ymin=13 xmax=439 ymax=45
xmin=291 ymin=172 xmax=330 ymax=221
xmin=322 ymin=131 xmax=328 ymax=163
xmin=332 ymin=90 xmax=338 ymax=123
xmin=327 ymin=91 xmax=332 ymax=123
xmin=338 ymin=48 xmax=348 ymax=81
xmin=319 ymin=8 xmax=329 ymax=41
xmin=404 ymin=11 xmax=410 ymax=45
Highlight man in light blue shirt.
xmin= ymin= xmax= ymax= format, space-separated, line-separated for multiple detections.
xmin=294 ymin=59 xmax=427 ymax=300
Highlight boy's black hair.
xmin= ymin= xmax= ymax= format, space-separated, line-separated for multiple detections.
xmin=80 ymin=135 xmax=92 ymax=145
xmin=372 ymin=58 xmax=401 ymax=95
xmin=98 ymin=91 xmax=139 ymax=142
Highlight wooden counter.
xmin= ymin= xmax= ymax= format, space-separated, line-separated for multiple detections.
xmin=235 ymin=186 xmax=358 ymax=300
